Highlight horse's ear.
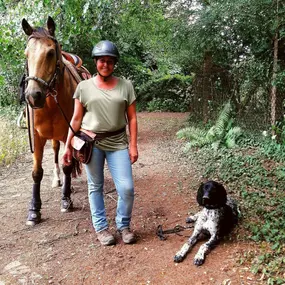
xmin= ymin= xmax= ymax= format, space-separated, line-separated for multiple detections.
xmin=22 ymin=18 xmax=33 ymax=36
xmin=47 ymin=16 xmax=56 ymax=36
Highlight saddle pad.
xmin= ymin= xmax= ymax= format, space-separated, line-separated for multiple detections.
xmin=62 ymin=51 xmax=83 ymax=68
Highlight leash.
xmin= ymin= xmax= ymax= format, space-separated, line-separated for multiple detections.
xmin=156 ymin=224 xmax=193 ymax=241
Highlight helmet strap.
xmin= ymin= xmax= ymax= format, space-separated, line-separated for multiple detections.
xmin=97 ymin=71 xmax=113 ymax=82
xmin=95 ymin=58 xmax=114 ymax=82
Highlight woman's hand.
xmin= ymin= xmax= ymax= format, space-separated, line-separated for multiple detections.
xmin=62 ymin=98 xmax=84 ymax=166
xmin=62 ymin=147 xmax=73 ymax=166
xmin=129 ymin=145 xmax=138 ymax=164
xmin=127 ymin=101 xmax=138 ymax=164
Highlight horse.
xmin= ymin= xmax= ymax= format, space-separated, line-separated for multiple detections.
xmin=22 ymin=17 xmax=89 ymax=226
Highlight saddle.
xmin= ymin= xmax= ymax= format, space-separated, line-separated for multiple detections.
xmin=62 ymin=51 xmax=91 ymax=82
xmin=62 ymin=51 xmax=82 ymax=68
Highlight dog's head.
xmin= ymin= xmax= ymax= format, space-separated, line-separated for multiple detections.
xmin=197 ymin=180 xmax=227 ymax=209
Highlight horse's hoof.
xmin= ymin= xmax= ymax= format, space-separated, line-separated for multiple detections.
xmin=26 ymin=210 xmax=41 ymax=226
xmin=61 ymin=197 xmax=73 ymax=213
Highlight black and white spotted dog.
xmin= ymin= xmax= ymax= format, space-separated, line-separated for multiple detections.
xmin=174 ymin=180 xmax=238 ymax=266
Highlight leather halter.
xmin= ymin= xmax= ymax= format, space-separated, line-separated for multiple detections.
xmin=24 ymin=33 xmax=63 ymax=152
xmin=25 ymin=34 xmax=62 ymax=95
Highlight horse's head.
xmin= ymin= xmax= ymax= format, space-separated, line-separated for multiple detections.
xmin=22 ymin=17 xmax=62 ymax=108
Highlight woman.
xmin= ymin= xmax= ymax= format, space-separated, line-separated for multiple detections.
xmin=62 ymin=40 xmax=138 ymax=246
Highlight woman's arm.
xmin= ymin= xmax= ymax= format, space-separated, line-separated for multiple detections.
xmin=127 ymin=101 xmax=138 ymax=164
xmin=62 ymin=99 xmax=84 ymax=165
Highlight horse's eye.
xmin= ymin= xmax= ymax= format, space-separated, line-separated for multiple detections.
xmin=47 ymin=50 xmax=55 ymax=58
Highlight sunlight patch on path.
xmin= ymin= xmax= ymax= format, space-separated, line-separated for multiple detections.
xmin=2 ymin=260 xmax=42 ymax=284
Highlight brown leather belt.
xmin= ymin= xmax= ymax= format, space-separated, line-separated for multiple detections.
xmin=80 ymin=127 xmax=126 ymax=141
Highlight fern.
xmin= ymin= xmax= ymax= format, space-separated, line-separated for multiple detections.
xmin=225 ymin=126 xmax=242 ymax=148
xmin=211 ymin=140 xmax=222 ymax=151
xmin=177 ymin=127 xmax=207 ymax=141
xmin=212 ymin=101 xmax=232 ymax=138
xmin=177 ymin=101 xmax=242 ymax=151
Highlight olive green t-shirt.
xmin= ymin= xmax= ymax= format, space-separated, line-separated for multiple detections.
xmin=73 ymin=77 xmax=136 ymax=151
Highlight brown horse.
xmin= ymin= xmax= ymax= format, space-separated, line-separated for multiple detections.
xmin=22 ymin=17 xmax=88 ymax=226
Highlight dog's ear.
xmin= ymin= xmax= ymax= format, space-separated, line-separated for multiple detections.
xmin=216 ymin=182 xmax=227 ymax=205
xmin=196 ymin=183 xmax=204 ymax=206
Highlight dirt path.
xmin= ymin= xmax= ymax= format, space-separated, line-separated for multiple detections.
xmin=0 ymin=112 xmax=263 ymax=285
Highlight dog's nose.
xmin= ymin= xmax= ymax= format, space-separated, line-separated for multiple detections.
xmin=202 ymin=195 xmax=210 ymax=201
xmin=202 ymin=197 xmax=210 ymax=205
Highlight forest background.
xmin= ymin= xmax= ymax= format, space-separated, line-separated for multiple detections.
xmin=1 ymin=0 xmax=285 ymax=284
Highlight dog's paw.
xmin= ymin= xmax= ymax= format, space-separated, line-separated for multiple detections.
xmin=174 ymin=243 xmax=190 ymax=263
xmin=174 ymin=254 xmax=184 ymax=263
xmin=194 ymin=257 xmax=205 ymax=266
xmin=186 ymin=216 xmax=195 ymax=223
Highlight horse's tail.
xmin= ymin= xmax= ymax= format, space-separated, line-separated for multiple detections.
xmin=72 ymin=157 xmax=82 ymax=178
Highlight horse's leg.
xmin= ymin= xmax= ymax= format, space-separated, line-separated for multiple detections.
xmin=61 ymin=162 xmax=74 ymax=213
xmin=26 ymin=136 xmax=46 ymax=226
xmin=51 ymin=139 xmax=61 ymax=188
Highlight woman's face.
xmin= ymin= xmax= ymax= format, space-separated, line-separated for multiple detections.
xmin=95 ymin=56 xmax=116 ymax=77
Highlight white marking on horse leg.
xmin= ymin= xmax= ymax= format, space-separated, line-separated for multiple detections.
xmin=52 ymin=164 xmax=61 ymax=188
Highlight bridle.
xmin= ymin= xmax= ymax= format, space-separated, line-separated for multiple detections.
xmin=22 ymin=33 xmax=67 ymax=153
xmin=24 ymin=34 xmax=62 ymax=98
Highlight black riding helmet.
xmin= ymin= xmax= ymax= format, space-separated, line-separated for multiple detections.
xmin=91 ymin=40 xmax=120 ymax=61
xmin=92 ymin=40 xmax=119 ymax=81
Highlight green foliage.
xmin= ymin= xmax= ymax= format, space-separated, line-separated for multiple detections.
xmin=183 ymin=130 xmax=285 ymax=283
xmin=177 ymin=101 xmax=242 ymax=150
xmin=0 ymin=0 xmax=180 ymax=109
xmin=167 ymin=0 xmax=285 ymax=129
xmin=272 ymin=116 xmax=285 ymax=145
xmin=0 ymin=106 xmax=28 ymax=165
xmin=138 ymin=74 xmax=193 ymax=112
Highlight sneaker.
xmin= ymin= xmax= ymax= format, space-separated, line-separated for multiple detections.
xmin=61 ymin=197 xmax=73 ymax=213
xmin=97 ymin=229 xmax=116 ymax=246
xmin=120 ymin=228 xmax=136 ymax=244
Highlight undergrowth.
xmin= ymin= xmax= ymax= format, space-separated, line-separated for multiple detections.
xmin=182 ymin=131 xmax=285 ymax=284
xmin=177 ymin=101 xmax=242 ymax=150
xmin=0 ymin=106 xmax=28 ymax=166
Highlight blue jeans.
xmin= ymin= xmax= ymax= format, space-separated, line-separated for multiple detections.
xmin=84 ymin=147 xmax=134 ymax=232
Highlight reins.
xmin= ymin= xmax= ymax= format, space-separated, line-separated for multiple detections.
xmin=49 ymin=91 xmax=77 ymax=135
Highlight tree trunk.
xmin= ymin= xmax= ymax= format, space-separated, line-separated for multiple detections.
xmin=270 ymin=32 xmax=278 ymax=132
xmin=202 ymin=52 xmax=213 ymax=123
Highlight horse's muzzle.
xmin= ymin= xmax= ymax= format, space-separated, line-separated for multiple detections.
xmin=26 ymin=92 xmax=46 ymax=109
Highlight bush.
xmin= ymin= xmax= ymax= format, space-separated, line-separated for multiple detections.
xmin=137 ymin=73 xmax=193 ymax=112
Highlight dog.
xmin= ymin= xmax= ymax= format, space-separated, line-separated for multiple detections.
xmin=174 ymin=180 xmax=238 ymax=266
